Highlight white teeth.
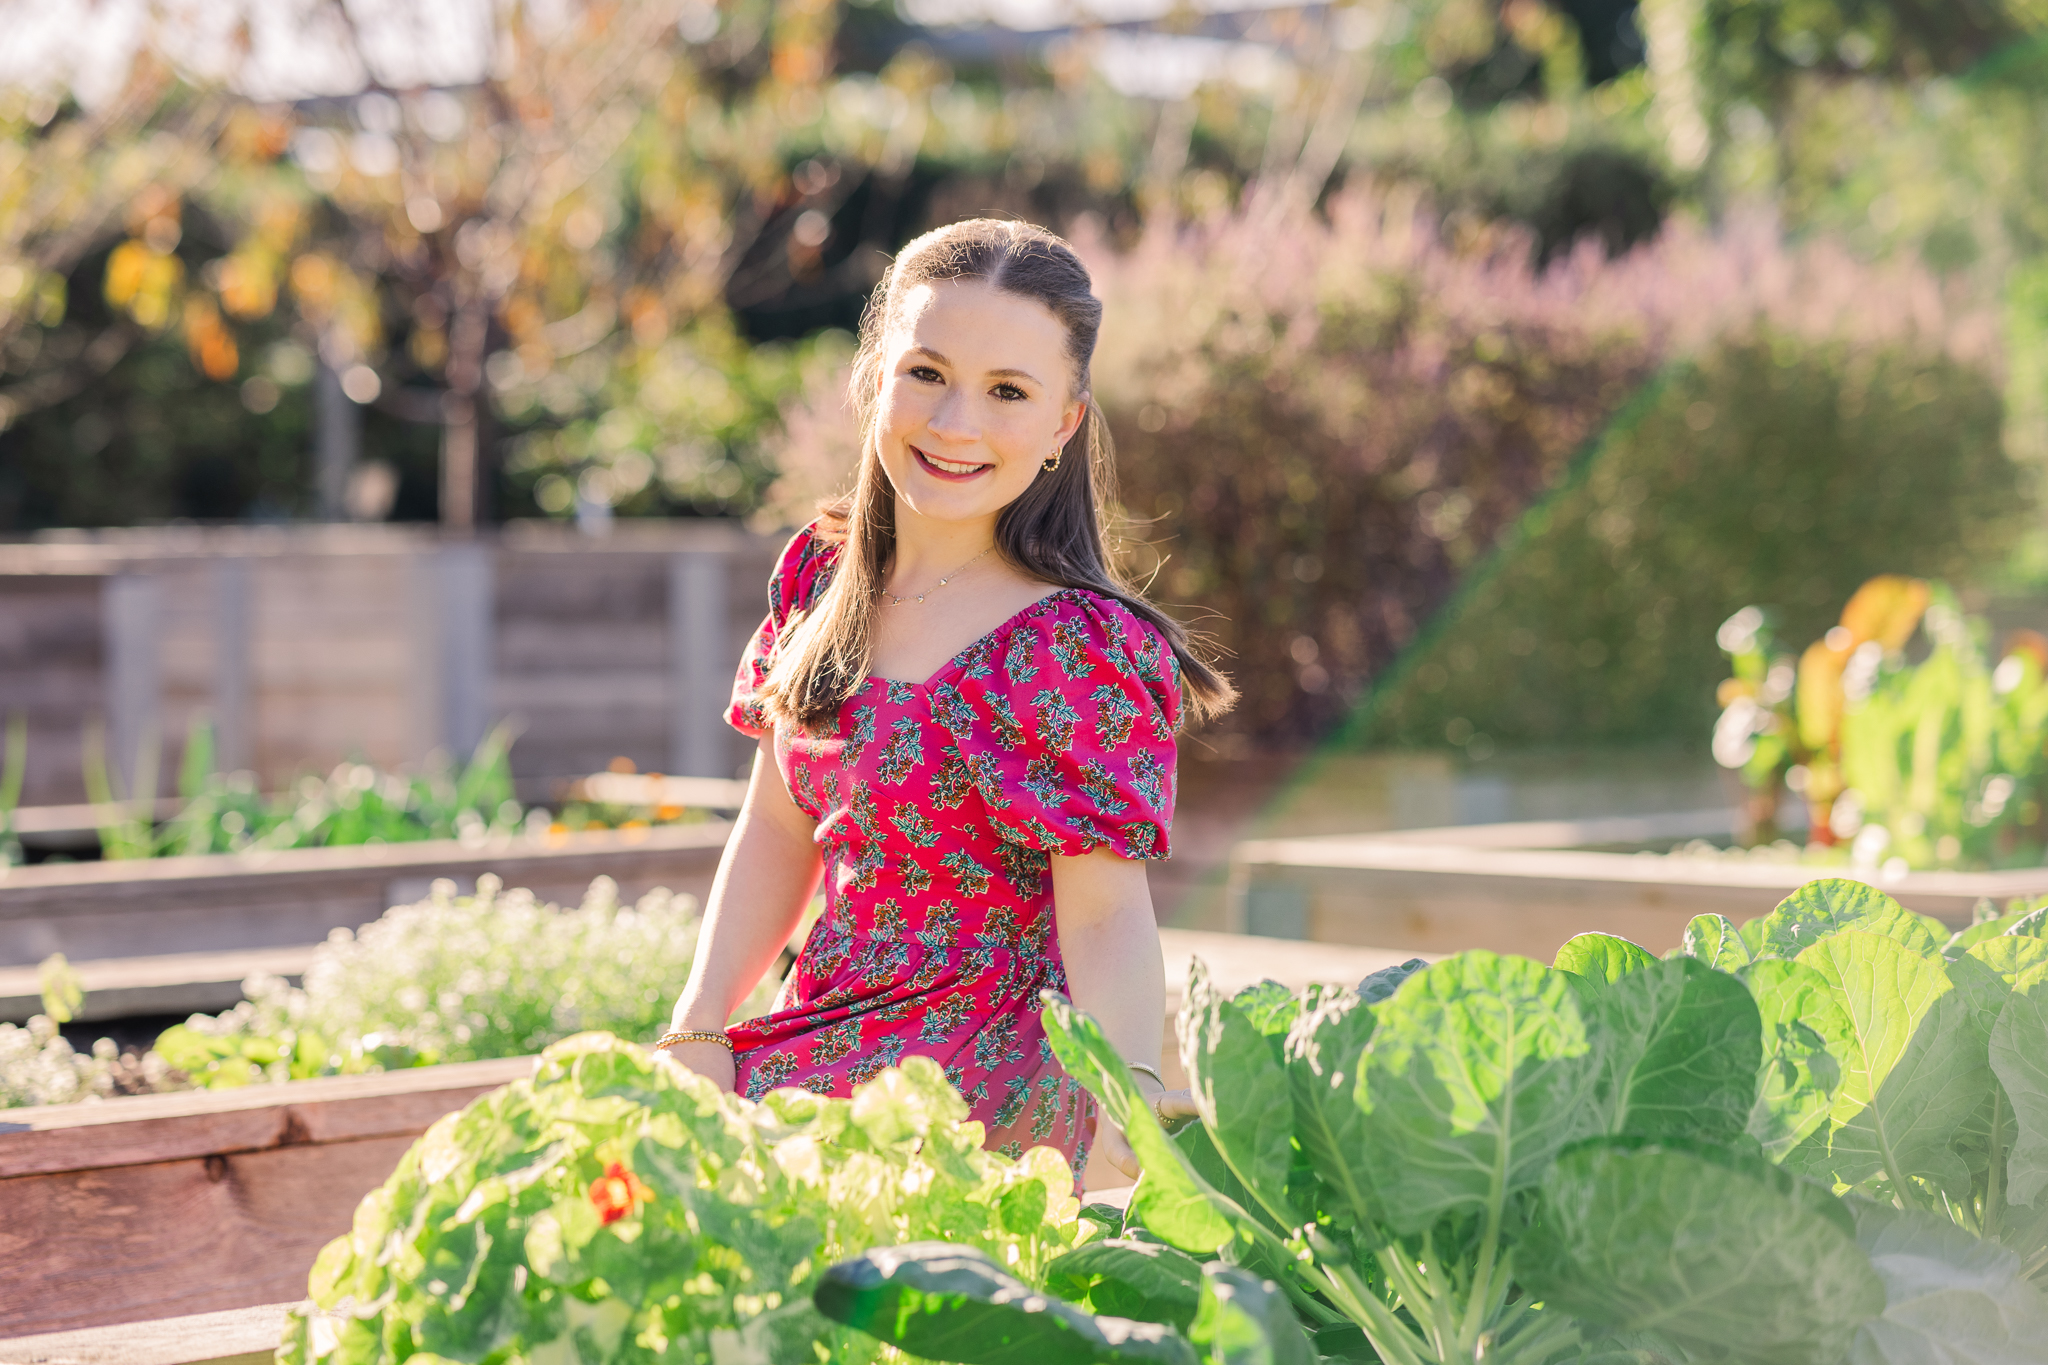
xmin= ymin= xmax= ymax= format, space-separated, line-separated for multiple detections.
xmin=922 ymin=451 xmax=988 ymax=476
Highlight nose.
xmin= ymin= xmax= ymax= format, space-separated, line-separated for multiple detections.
xmin=927 ymin=385 xmax=979 ymax=443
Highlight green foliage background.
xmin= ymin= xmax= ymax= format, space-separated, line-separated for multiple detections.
xmin=1355 ymin=334 xmax=2025 ymax=750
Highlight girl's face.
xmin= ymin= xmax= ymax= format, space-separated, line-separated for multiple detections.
xmin=874 ymin=278 xmax=1086 ymax=529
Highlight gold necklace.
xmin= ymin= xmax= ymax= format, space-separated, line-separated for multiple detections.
xmin=881 ymin=545 xmax=994 ymax=606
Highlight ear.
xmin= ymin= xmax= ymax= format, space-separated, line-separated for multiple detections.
xmin=1055 ymin=395 xmax=1088 ymax=449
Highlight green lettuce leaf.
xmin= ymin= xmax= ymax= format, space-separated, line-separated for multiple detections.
xmin=1744 ymin=959 xmax=1851 ymax=1161
xmin=814 ymin=1241 xmax=1200 ymax=1364
xmin=1180 ymin=960 xmax=1302 ymax=1227
xmin=1281 ymin=984 xmax=1379 ymax=1232
xmin=1848 ymin=1202 xmax=2048 ymax=1365
xmin=1043 ymin=992 xmax=1243 ymax=1255
xmin=1185 ymin=1265 xmax=1316 ymax=1365
xmin=2006 ymin=904 xmax=2048 ymax=940
xmin=1944 ymin=909 xmax=2039 ymax=960
xmin=1044 ymin=1240 xmax=1204 ymax=1332
xmin=1522 ymin=1140 xmax=1886 ymax=1365
xmin=1574 ymin=956 xmax=1762 ymax=1145
xmin=1792 ymin=931 xmax=1988 ymax=1203
xmin=1990 ymin=984 xmax=2048 ymax=1210
xmin=1754 ymin=880 xmax=1946 ymax=961
xmin=1682 ymin=913 xmax=1756 ymax=972
xmin=1555 ymin=933 xmax=1660 ymax=984
xmin=1351 ymin=951 xmax=1602 ymax=1234
xmin=1358 ymin=958 xmax=1428 ymax=1004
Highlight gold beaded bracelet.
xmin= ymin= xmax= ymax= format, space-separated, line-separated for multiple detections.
xmin=655 ymin=1029 xmax=734 ymax=1052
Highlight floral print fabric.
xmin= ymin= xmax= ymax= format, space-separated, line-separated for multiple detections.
xmin=725 ymin=523 xmax=1180 ymax=1167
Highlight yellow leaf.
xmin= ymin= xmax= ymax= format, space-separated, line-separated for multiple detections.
xmin=1838 ymin=575 xmax=1929 ymax=653
xmin=1796 ymin=639 xmax=1849 ymax=752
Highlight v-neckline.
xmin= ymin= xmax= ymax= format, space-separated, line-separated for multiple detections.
xmin=865 ymin=588 xmax=1079 ymax=691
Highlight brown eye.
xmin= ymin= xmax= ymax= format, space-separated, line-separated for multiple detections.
xmin=992 ymin=383 xmax=1026 ymax=401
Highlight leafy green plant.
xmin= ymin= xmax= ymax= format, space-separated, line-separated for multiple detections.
xmin=156 ymin=874 xmax=763 ymax=1087
xmin=280 ymin=1034 xmax=1088 ymax=1365
xmin=0 ymin=711 xmax=24 ymax=866
xmin=79 ymin=720 xmax=530 ymax=862
xmin=1714 ymin=579 xmax=2048 ymax=868
xmin=827 ymin=879 xmax=2048 ymax=1365
xmin=1679 ymin=878 xmax=2048 ymax=1284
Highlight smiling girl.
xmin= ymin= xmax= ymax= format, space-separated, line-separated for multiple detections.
xmin=658 ymin=219 xmax=1233 ymax=1182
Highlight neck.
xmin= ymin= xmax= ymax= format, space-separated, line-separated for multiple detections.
xmin=887 ymin=499 xmax=998 ymax=583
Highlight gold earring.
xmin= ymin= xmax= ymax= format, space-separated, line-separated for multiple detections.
xmin=1042 ymin=445 xmax=1062 ymax=473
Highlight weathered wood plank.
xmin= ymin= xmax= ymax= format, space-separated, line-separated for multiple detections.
xmin=0 ymin=944 xmax=318 ymax=1024
xmin=0 ymin=1301 xmax=295 ymax=1365
xmin=0 ymin=1056 xmax=536 ymax=1178
xmin=1230 ymin=826 xmax=2048 ymax=960
xmin=0 ymin=1136 xmax=414 ymax=1335
xmin=0 ymin=824 xmax=731 ymax=968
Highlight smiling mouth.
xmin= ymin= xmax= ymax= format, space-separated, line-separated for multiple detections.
xmin=912 ymin=445 xmax=993 ymax=481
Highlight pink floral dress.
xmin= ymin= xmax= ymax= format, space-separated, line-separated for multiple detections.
xmin=724 ymin=523 xmax=1180 ymax=1167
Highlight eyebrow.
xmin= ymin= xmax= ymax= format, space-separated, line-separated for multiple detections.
xmin=906 ymin=345 xmax=1044 ymax=386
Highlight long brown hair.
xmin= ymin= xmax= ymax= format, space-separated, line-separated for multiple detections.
xmin=761 ymin=218 xmax=1235 ymax=735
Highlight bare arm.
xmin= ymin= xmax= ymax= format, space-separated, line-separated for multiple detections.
xmin=664 ymin=734 xmax=822 ymax=1088
xmin=1051 ymin=845 xmax=1169 ymax=1178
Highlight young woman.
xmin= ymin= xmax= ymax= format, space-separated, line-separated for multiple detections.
xmin=657 ymin=218 xmax=1232 ymax=1181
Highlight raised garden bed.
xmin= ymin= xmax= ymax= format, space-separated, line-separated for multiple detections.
xmin=1227 ymin=807 xmax=2048 ymax=959
xmin=0 ymin=823 xmax=731 ymax=971
xmin=0 ymin=928 xmax=1414 ymax=1340
xmin=0 ymin=1056 xmax=534 ymax=1337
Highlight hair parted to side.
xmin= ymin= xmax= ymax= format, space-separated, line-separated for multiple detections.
xmin=759 ymin=217 xmax=1235 ymax=736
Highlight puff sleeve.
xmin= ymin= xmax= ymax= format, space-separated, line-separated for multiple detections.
xmin=945 ymin=594 xmax=1181 ymax=861
xmin=727 ymin=522 xmax=839 ymax=738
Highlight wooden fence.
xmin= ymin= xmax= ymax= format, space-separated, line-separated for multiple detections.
xmin=0 ymin=522 xmax=782 ymax=806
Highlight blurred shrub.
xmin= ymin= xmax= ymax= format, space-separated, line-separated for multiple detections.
xmin=765 ymin=193 xmax=2011 ymax=744
xmin=1361 ymin=336 xmax=2021 ymax=750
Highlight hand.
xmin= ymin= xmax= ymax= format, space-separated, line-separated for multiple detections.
xmin=662 ymin=1040 xmax=737 ymax=1093
xmin=1098 ymin=1081 xmax=1199 ymax=1181
xmin=1155 ymin=1087 xmax=1199 ymax=1126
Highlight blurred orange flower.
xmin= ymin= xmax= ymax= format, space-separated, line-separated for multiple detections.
xmin=589 ymin=1160 xmax=654 ymax=1225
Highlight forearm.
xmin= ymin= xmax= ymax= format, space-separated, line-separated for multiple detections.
xmin=671 ymin=748 xmax=822 ymax=1030
xmin=1051 ymin=851 xmax=1165 ymax=1074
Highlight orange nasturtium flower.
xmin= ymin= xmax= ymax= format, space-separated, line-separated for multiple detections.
xmin=589 ymin=1161 xmax=655 ymax=1225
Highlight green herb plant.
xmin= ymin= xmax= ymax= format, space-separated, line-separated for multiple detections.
xmin=80 ymin=720 xmax=529 ymax=861
xmin=825 ymin=879 xmax=2048 ymax=1365
xmin=281 ymin=1034 xmax=1090 ymax=1365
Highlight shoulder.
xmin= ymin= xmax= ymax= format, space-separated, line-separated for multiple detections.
xmin=766 ymin=519 xmax=843 ymax=617
xmin=1038 ymin=589 xmax=1179 ymax=689
xmin=963 ymin=587 xmax=1180 ymax=720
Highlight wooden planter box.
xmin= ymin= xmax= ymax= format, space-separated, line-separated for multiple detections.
xmin=0 ymin=1057 xmax=535 ymax=1338
xmin=1228 ymin=809 xmax=2048 ymax=960
xmin=0 ymin=929 xmax=1416 ymax=1341
xmin=0 ymin=824 xmax=732 ymax=973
